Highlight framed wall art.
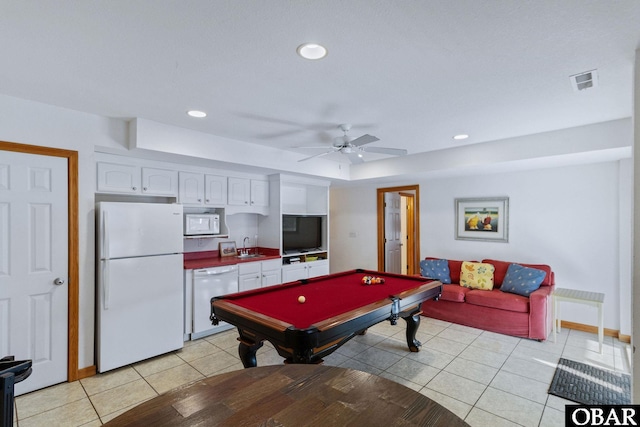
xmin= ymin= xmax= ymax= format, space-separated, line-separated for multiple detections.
xmin=219 ymin=241 xmax=238 ymax=257
xmin=455 ymin=197 xmax=509 ymax=242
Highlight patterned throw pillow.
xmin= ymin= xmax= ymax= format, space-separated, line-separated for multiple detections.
xmin=500 ymin=263 xmax=547 ymax=296
xmin=459 ymin=261 xmax=495 ymax=290
xmin=419 ymin=259 xmax=451 ymax=284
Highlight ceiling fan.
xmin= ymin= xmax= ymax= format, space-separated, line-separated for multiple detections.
xmin=297 ymin=124 xmax=408 ymax=164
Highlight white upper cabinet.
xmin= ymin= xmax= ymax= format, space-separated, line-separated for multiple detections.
xmin=228 ymin=178 xmax=269 ymax=207
xmin=178 ymin=171 xmax=204 ymax=205
xmin=179 ymin=173 xmax=228 ymax=206
xmin=281 ymin=182 xmax=328 ymax=214
xmin=97 ymin=162 xmax=179 ymax=196
xmin=250 ymin=179 xmax=269 ymax=207
xmin=141 ymin=167 xmax=178 ymax=196
xmin=97 ymin=162 xmax=140 ymax=194
xmin=227 ymin=177 xmax=249 ymax=206
xmin=204 ymin=175 xmax=227 ymax=206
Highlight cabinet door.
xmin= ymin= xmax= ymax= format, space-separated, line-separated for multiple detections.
xmin=250 ymin=179 xmax=269 ymax=207
xmin=282 ymin=264 xmax=308 ymax=283
xmin=97 ymin=162 xmax=140 ymax=194
xmin=178 ymin=172 xmax=205 ymax=205
xmin=142 ymin=167 xmax=178 ymax=196
xmin=204 ymin=175 xmax=227 ymax=206
xmin=228 ymin=177 xmax=250 ymax=206
xmin=261 ymin=268 xmax=281 ymax=287
xmin=307 ymin=261 xmax=329 ymax=278
xmin=239 ymin=273 xmax=261 ymax=292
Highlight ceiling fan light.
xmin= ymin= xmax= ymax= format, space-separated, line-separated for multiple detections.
xmin=297 ymin=43 xmax=327 ymax=60
xmin=187 ymin=110 xmax=207 ymax=118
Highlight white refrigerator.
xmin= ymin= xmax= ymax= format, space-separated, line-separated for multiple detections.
xmin=96 ymin=202 xmax=184 ymax=373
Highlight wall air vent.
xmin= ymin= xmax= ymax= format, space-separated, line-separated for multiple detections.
xmin=570 ymin=69 xmax=598 ymax=92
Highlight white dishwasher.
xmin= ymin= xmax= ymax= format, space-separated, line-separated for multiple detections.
xmin=192 ymin=264 xmax=239 ymax=339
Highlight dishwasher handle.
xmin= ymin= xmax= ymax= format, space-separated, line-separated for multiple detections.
xmin=194 ymin=265 xmax=239 ymax=276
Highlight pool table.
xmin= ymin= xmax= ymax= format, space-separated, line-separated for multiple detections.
xmin=210 ymin=269 xmax=442 ymax=368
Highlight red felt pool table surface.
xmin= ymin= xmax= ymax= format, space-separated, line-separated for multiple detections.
xmin=220 ymin=269 xmax=436 ymax=329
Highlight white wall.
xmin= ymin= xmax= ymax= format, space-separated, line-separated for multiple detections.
xmin=331 ymin=160 xmax=626 ymax=331
xmin=0 ymin=94 xmax=129 ymax=369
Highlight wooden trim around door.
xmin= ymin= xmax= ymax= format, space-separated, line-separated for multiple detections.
xmin=0 ymin=141 xmax=80 ymax=382
xmin=376 ymin=185 xmax=420 ymax=274
xmin=400 ymin=192 xmax=415 ymax=274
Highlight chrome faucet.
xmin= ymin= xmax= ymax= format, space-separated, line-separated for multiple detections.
xmin=242 ymin=237 xmax=250 ymax=255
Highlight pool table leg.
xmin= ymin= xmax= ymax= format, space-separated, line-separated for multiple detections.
xmin=238 ymin=339 xmax=263 ymax=368
xmin=402 ymin=305 xmax=423 ymax=352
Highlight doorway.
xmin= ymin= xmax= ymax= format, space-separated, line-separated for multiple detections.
xmin=377 ymin=185 xmax=420 ymax=274
xmin=0 ymin=141 xmax=80 ymax=391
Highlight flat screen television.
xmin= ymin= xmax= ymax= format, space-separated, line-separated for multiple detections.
xmin=282 ymin=215 xmax=322 ymax=253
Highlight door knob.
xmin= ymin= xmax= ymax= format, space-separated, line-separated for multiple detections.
xmin=53 ymin=278 xmax=65 ymax=286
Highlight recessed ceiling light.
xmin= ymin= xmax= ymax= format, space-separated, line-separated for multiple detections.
xmin=296 ymin=43 xmax=328 ymax=60
xmin=453 ymin=134 xmax=469 ymax=140
xmin=187 ymin=110 xmax=207 ymax=118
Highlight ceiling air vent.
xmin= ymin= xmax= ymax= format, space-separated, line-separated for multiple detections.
xmin=570 ymin=69 xmax=598 ymax=92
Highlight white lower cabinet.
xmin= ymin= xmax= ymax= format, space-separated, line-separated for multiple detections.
xmin=238 ymin=259 xmax=282 ymax=292
xmin=282 ymin=260 xmax=329 ymax=283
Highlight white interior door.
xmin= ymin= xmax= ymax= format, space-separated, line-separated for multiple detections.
xmin=0 ymin=150 xmax=68 ymax=395
xmin=384 ymin=192 xmax=402 ymax=274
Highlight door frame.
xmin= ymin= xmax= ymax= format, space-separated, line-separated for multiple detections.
xmin=377 ymin=185 xmax=420 ymax=274
xmin=400 ymin=192 xmax=416 ymax=274
xmin=0 ymin=140 xmax=80 ymax=382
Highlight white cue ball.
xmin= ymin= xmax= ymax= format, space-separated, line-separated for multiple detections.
xmin=298 ymin=296 xmax=306 ymax=304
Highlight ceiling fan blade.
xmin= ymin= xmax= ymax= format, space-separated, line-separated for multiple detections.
xmin=349 ymin=134 xmax=380 ymax=147
xmin=362 ymin=147 xmax=408 ymax=156
xmin=297 ymin=149 xmax=336 ymax=162
xmin=292 ymin=145 xmax=333 ymax=149
xmin=346 ymin=153 xmax=365 ymax=164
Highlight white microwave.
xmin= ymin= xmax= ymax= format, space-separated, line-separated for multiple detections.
xmin=184 ymin=214 xmax=220 ymax=235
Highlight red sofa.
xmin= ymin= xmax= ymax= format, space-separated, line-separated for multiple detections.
xmin=421 ymin=258 xmax=555 ymax=341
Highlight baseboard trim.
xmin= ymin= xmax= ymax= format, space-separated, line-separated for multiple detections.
xmin=560 ymin=320 xmax=630 ymax=343
xmin=76 ymin=365 xmax=96 ymax=380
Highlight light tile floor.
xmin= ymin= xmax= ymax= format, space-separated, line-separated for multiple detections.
xmin=12 ymin=319 xmax=631 ymax=427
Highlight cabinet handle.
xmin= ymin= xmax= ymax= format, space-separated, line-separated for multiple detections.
xmin=143 ymin=187 xmax=147 ymax=191
xmin=245 ymin=201 xmax=249 ymax=204
xmin=198 ymin=199 xmax=202 ymax=202
xmin=132 ymin=186 xmax=137 ymax=191
xmin=206 ymin=199 xmax=210 ymax=202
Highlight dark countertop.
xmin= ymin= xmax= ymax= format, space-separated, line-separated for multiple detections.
xmin=183 ymin=247 xmax=281 ymax=270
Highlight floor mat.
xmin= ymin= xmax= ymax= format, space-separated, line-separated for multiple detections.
xmin=548 ymin=358 xmax=631 ymax=405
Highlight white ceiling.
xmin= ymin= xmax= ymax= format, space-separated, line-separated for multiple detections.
xmin=1 ymin=1 xmax=639 ymax=174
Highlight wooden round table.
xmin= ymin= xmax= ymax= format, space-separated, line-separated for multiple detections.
xmin=104 ymin=364 xmax=469 ymax=426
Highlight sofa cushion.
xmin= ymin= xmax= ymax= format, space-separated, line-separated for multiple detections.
xmin=460 ymin=261 xmax=495 ymax=290
xmin=465 ymin=289 xmax=530 ymax=313
xmin=419 ymin=259 xmax=451 ymax=284
xmin=500 ymin=263 xmax=547 ymax=296
xmin=440 ymin=284 xmax=470 ymax=302
xmin=482 ymin=259 xmax=554 ymax=286
xmin=424 ymin=257 xmax=469 ymax=283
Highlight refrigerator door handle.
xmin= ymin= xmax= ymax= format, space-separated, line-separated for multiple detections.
xmin=103 ymin=210 xmax=110 ymax=260
xmin=103 ymin=260 xmax=110 ymax=310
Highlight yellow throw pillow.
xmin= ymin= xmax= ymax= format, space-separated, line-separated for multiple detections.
xmin=460 ymin=261 xmax=495 ymax=290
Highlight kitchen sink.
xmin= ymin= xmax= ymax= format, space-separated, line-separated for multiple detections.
xmin=236 ymin=253 xmax=265 ymax=259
